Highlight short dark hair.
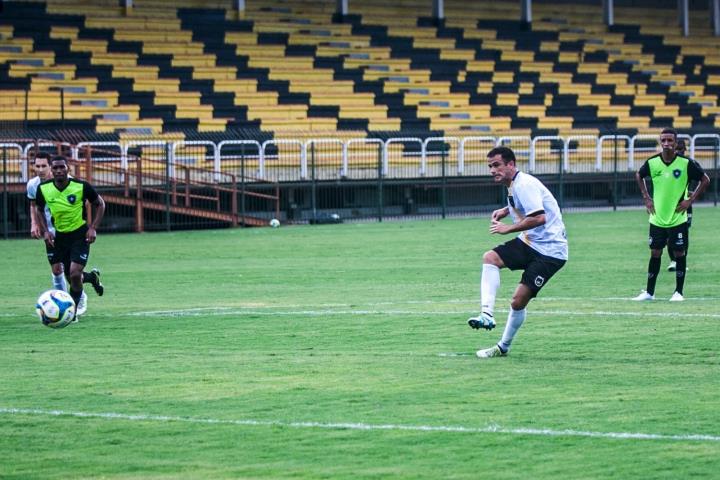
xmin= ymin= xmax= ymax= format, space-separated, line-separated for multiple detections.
xmin=50 ymin=155 xmax=68 ymax=164
xmin=676 ymin=139 xmax=686 ymax=153
xmin=33 ymin=152 xmax=51 ymax=163
xmin=661 ymin=128 xmax=677 ymax=138
xmin=487 ymin=146 xmax=516 ymax=164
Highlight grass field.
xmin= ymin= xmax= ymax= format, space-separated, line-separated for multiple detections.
xmin=2 ymin=208 xmax=720 ymax=479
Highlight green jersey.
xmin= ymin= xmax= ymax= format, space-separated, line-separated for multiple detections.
xmin=637 ymin=154 xmax=705 ymax=228
xmin=35 ymin=179 xmax=99 ymax=233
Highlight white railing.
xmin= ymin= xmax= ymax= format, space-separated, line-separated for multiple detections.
xmin=0 ymin=143 xmax=26 ymax=181
xmin=459 ymin=136 xmax=495 ymax=175
xmin=384 ymin=137 xmax=422 ymax=177
xmin=262 ymin=139 xmax=304 ymax=180
xmin=422 ymin=137 xmax=460 ymax=176
xmin=6 ymin=134 xmax=719 ymax=181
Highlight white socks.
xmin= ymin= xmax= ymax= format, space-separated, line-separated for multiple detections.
xmin=499 ymin=308 xmax=527 ymax=352
xmin=480 ymin=264 xmax=500 ymax=315
xmin=52 ymin=273 xmax=67 ymax=291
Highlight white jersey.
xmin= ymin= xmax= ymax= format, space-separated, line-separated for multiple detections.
xmin=506 ymin=171 xmax=568 ymax=260
xmin=26 ymin=176 xmax=55 ymax=234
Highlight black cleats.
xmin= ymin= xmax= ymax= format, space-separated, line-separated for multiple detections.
xmin=86 ymin=268 xmax=104 ymax=296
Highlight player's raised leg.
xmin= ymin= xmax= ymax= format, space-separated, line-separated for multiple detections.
xmin=468 ymin=251 xmax=502 ymax=330
xmin=83 ymin=267 xmax=104 ymax=296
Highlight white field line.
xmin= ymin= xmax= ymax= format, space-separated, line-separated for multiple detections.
xmin=122 ymin=307 xmax=720 ymax=319
xmin=2 ymin=407 xmax=719 ymax=443
xmin=4 ymin=307 xmax=719 ymax=319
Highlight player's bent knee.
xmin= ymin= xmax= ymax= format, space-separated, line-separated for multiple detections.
xmin=511 ymin=286 xmax=534 ymax=310
xmin=511 ymin=297 xmax=531 ymax=311
xmin=483 ymin=250 xmax=503 ymax=267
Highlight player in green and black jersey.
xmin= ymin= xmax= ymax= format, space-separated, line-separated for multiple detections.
xmin=35 ymin=156 xmax=106 ymax=317
xmin=633 ymin=129 xmax=710 ymax=302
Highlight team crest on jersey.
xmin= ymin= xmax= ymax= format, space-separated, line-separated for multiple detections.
xmin=673 ymin=169 xmax=681 ymax=178
xmin=534 ymin=275 xmax=545 ymax=287
xmin=67 ymin=194 xmax=77 ymax=204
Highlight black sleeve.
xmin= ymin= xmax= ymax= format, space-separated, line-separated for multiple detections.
xmin=637 ymin=160 xmax=650 ymax=178
xmin=82 ymin=181 xmax=99 ymax=203
xmin=35 ymin=185 xmax=46 ymax=208
xmin=687 ymin=158 xmax=705 ymax=182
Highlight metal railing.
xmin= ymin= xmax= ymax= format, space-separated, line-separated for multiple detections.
xmin=3 ymin=133 xmax=718 ymax=237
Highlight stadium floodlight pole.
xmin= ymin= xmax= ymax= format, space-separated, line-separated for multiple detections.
xmin=712 ymin=0 xmax=720 ymax=36
xmin=520 ymin=0 xmax=532 ymax=24
xmin=678 ymin=0 xmax=689 ymax=36
xmin=602 ymin=0 xmax=614 ymax=26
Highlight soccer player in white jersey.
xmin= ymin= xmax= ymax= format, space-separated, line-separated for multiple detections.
xmin=468 ymin=146 xmax=568 ymax=358
xmin=27 ymin=153 xmax=102 ymax=316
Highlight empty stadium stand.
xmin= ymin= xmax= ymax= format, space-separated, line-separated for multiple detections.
xmin=1 ymin=0 xmax=718 ymax=139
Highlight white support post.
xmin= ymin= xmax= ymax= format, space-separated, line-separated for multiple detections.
xmin=603 ymin=0 xmax=614 ymax=27
xmin=432 ymin=0 xmax=444 ymax=21
xmin=336 ymin=0 xmax=348 ymax=16
xmin=236 ymin=0 xmax=245 ymax=13
xmin=678 ymin=0 xmax=689 ymax=36
xmin=520 ymin=0 xmax=532 ymax=23
xmin=712 ymin=0 xmax=720 ymax=36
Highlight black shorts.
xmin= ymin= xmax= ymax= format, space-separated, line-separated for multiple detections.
xmin=47 ymin=225 xmax=90 ymax=268
xmin=649 ymin=223 xmax=688 ymax=251
xmin=493 ymin=237 xmax=566 ymax=296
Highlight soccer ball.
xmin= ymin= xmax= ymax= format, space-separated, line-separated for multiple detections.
xmin=36 ymin=289 xmax=76 ymax=329
xmin=269 ymin=218 xmax=280 ymax=228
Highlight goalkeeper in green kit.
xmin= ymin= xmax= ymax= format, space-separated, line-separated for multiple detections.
xmin=633 ymin=129 xmax=709 ymax=302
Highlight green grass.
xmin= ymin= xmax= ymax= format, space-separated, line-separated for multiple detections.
xmin=2 ymin=208 xmax=719 ymax=479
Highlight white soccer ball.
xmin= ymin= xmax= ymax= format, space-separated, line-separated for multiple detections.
xmin=269 ymin=218 xmax=280 ymax=228
xmin=36 ymin=289 xmax=76 ymax=329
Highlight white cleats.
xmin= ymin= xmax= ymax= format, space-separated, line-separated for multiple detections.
xmin=76 ymin=291 xmax=88 ymax=316
xmin=476 ymin=344 xmax=507 ymax=359
xmin=667 ymin=261 xmax=677 ymax=272
xmin=669 ymin=291 xmax=684 ymax=302
xmin=467 ymin=312 xmax=496 ymax=330
xmin=632 ymin=290 xmax=655 ymax=301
